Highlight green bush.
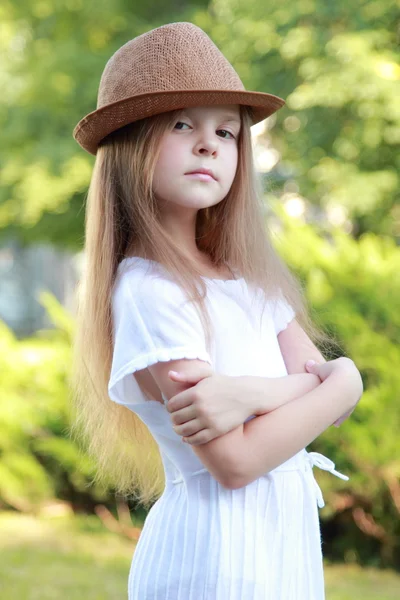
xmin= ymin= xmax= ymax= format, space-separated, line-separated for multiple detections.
xmin=0 ymin=292 xmax=110 ymax=514
xmin=0 ymin=213 xmax=399 ymax=568
xmin=273 ymin=204 xmax=400 ymax=568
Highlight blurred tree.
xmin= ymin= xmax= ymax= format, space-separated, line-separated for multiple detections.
xmin=0 ymin=214 xmax=399 ymax=566
xmin=0 ymin=291 xmax=113 ymax=513
xmin=202 ymin=0 xmax=399 ymax=239
xmin=0 ymin=0 xmax=398 ymax=247
xmin=272 ymin=203 xmax=400 ymax=567
xmin=0 ymin=0 xmax=208 ymax=248
xmin=0 ymin=0 xmax=399 ymax=569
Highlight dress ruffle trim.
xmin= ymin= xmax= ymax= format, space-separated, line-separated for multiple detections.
xmin=108 ymin=346 xmax=212 ymax=404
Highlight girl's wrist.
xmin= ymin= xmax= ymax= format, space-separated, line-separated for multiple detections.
xmin=236 ymin=373 xmax=322 ymax=417
xmin=267 ymin=373 xmax=322 ymax=412
xmin=232 ymin=375 xmax=268 ymax=418
xmin=327 ymin=363 xmax=364 ymax=409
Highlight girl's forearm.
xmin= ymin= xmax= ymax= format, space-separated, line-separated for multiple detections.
xmin=237 ymin=373 xmax=322 ymax=416
xmin=229 ymin=370 xmax=359 ymax=487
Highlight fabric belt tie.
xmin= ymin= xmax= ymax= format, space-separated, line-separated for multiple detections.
xmin=170 ymin=451 xmax=349 ymax=510
xmin=306 ymin=451 xmax=349 ymax=508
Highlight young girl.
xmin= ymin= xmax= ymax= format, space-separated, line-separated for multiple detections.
xmin=71 ymin=22 xmax=363 ymax=600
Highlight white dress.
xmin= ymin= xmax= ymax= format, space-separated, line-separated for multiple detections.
xmin=108 ymin=257 xmax=349 ymax=600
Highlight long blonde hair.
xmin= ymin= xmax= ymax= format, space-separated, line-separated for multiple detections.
xmin=69 ymin=105 xmax=336 ymax=509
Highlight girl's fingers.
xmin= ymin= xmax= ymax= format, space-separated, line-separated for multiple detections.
xmin=168 ymin=370 xmax=183 ymax=379
xmin=168 ymin=370 xmax=202 ymax=383
xmin=333 ymin=406 xmax=354 ymax=427
xmin=305 ymin=359 xmax=317 ymax=373
xmin=182 ymin=429 xmax=211 ymax=445
xmin=173 ymin=419 xmax=200 ymax=437
xmin=168 ymin=370 xmax=192 ymax=384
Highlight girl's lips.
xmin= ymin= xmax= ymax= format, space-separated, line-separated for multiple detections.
xmin=185 ymin=173 xmax=216 ymax=181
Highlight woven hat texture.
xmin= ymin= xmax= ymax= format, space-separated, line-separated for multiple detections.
xmin=73 ymin=21 xmax=286 ymax=155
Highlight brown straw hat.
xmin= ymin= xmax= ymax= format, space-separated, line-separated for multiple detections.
xmin=73 ymin=21 xmax=286 ymax=155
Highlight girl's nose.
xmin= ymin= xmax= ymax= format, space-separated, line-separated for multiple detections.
xmin=194 ymin=140 xmax=218 ymax=155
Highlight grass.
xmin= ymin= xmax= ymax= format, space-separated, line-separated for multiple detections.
xmin=0 ymin=510 xmax=133 ymax=599
xmin=0 ymin=510 xmax=399 ymax=599
xmin=324 ymin=562 xmax=400 ymax=600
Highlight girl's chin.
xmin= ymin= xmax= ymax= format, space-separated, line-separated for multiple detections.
xmin=160 ymin=195 xmax=222 ymax=208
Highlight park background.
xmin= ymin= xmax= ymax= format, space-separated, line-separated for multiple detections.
xmin=0 ymin=0 xmax=399 ymax=598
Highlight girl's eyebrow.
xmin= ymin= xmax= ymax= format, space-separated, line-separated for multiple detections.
xmin=224 ymin=117 xmax=241 ymax=125
xmin=221 ymin=112 xmax=240 ymax=120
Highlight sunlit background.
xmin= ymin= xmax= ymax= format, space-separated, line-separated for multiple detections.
xmin=0 ymin=1 xmax=399 ymax=598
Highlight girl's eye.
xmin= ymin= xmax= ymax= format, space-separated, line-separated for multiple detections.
xmin=217 ymin=129 xmax=235 ymax=140
xmin=174 ymin=121 xmax=190 ymax=130
xmin=173 ymin=122 xmax=235 ymax=139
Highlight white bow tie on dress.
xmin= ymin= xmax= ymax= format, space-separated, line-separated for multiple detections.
xmin=170 ymin=450 xmax=350 ymax=510
xmin=306 ymin=451 xmax=349 ymax=509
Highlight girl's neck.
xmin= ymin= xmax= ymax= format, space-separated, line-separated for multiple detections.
xmin=126 ymin=249 xmax=236 ymax=281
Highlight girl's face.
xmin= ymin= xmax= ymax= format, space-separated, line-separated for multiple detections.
xmin=152 ymin=105 xmax=240 ymax=213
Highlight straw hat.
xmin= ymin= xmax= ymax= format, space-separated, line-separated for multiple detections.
xmin=73 ymin=21 xmax=286 ymax=155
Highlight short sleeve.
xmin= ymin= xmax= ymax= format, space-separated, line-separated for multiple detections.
xmin=108 ymin=272 xmax=212 ymax=408
xmin=272 ymin=296 xmax=296 ymax=335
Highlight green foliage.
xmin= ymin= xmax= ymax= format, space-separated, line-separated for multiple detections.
xmin=0 ymin=215 xmax=399 ymax=566
xmin=202 ymin=0 xmax=399 ymax=238
xmin=0 ymin=293 xmax=110 ymax=513
xmin=0 ymin=1 xmax=398 ymax=245
xmin=0 ymin=0 xmax=399 ymax=570
xmin=272 ymin=204 xmax=400 ymax=566
xmin=0 ymin=0 xmax=208 ymax=247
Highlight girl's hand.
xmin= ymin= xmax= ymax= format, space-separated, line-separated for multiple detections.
xmin=305 ymin=357 xmax=363 ymax=426
xmin=167 ymin=370 xmax=253 ymax=444
xmin=168 ymin=367 xmax=326 ymax=444
xmin=332 ymin=406 xmax=356 ymax=427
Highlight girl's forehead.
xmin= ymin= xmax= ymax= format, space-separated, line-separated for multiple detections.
xmin=178 ymin=105 xmax=241 ymax=120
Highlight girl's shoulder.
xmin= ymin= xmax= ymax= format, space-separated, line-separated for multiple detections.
xmin=117 ymin=256 xmax=164 ymax=279
xmin=115 ymin=256 xmax=178 ymax=299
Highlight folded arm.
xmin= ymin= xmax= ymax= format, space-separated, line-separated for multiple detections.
xmin=147 ymin=318 xmax=356 ymax=489
xmin=227 ymin=365 xmax=359 ymax=488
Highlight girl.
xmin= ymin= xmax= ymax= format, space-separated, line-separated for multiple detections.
xmin=71 ymin=22 xmax=363 ymax=600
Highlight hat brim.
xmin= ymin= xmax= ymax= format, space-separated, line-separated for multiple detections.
xmin=73 ymin=89 xmax=286 ymax=155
